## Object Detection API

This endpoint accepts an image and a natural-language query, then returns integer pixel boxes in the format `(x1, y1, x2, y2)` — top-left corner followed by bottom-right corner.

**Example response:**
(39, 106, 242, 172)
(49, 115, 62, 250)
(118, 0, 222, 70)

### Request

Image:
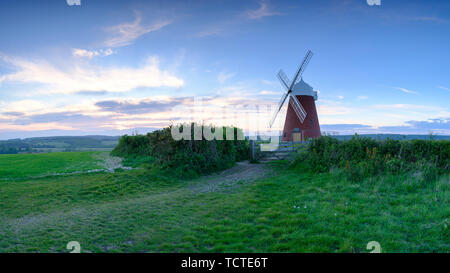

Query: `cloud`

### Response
(95, 97, 190, 115)
(72, 48, 115, 58)
(0, 55, 183, 94)
(317, 101, 353, 115)
(11, 112, 99, 126)
(394, 87, 418, 94)
(412, 16, 449, 23)
(0, 100, 47, 113)
(260, 90, 280, 95)
(2, 112, 24, 117)
(196, 26, 226, 37)
(321, 123, 373, 134)
(372, 104, 441, 110)
(217, 71, 235, 84)
(378, 118, 450, 134)
(246, 1, 281, 19)
(197, 1, 281, 37)
(320, 118, 450, 135)
(357, 95, 368, 100)
(321, 124, 373, 130)
(104, 13, 172, 47)
(438, 85, 449, 91)
(75, 90, 109, 96)
(262, 80, 275, 85)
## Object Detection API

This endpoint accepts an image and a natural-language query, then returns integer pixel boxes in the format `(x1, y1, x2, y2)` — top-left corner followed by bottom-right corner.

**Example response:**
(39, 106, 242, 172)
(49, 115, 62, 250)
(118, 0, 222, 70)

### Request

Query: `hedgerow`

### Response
(111, 123, 249, 178)
(293, 135, 449, 182)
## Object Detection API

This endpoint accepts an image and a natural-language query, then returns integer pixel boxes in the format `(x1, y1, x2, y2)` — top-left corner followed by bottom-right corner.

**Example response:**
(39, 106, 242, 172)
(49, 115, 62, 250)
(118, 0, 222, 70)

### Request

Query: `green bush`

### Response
(111, 124, 249, 178)
(293, 135, 449, 182)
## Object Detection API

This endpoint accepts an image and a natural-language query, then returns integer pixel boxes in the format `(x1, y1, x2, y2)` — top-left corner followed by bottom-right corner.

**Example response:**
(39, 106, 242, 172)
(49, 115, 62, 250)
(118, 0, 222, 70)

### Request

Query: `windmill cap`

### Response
(292, 79, 318, 100)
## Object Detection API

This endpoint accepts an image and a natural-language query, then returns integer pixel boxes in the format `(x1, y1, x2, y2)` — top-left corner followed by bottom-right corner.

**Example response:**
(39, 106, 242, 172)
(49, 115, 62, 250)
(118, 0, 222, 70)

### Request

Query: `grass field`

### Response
(0, 152, 448, 253)
(0, 152, 108, 180)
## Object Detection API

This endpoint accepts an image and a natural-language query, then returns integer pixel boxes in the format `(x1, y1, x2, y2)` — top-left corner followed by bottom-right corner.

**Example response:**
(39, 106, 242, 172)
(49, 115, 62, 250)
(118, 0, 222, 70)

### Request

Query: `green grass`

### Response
(0, 156, 448, 253)
(0, 152, 106, 180)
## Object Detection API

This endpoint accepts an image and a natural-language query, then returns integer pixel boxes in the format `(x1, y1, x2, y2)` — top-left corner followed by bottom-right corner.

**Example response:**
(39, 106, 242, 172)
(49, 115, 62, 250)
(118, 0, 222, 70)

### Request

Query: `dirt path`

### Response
(189, 161, 275, 193)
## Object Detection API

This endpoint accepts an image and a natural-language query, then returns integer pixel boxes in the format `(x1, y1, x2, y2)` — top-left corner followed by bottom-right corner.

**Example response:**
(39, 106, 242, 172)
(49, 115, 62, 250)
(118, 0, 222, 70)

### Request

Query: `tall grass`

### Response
(293, 135, 449, 182)
(111, 124, 249, 178)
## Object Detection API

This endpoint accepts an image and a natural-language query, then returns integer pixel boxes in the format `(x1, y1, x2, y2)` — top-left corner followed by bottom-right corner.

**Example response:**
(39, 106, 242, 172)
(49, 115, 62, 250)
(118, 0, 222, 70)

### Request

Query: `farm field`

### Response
(0, 152, 448, 253)
(0, 151, 116, 180)
(0, 135, 119, 154)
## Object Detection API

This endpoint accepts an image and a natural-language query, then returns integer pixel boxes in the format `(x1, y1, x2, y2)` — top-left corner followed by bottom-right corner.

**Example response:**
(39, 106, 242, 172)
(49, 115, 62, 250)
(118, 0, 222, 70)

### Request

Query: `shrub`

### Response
(111, 124, 249, 178)
(292, 135, 449, 182)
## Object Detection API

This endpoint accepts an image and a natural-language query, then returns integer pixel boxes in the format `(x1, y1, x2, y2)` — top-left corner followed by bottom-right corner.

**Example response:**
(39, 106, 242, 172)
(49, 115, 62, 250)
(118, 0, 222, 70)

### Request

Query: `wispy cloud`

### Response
(0, 55, 183, 94)
(259, 90, 279, 95)
(377, 118, 450, 134)
(217, 71, 235, 84)
(246, 1, 281, 20)
(262, 79, 276, 85)
(412, 16, 449, 23)
(357, 95, 368, 100)
(321, 118, 450, 135)
(373, 104, 440, 110)
(197, 1, 281, 37)
(394, 87, 418, 94)
(437, 85, 449, 91)
(104, 13, 172, 47)
(196, 26, 225, 37)
(72, 48, 115, 58)
(95, 97, 190, 115)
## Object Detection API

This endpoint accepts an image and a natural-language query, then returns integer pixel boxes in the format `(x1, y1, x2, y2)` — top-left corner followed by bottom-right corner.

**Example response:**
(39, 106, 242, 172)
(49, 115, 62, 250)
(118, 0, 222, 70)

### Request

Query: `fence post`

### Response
(250, 140, 255, 161)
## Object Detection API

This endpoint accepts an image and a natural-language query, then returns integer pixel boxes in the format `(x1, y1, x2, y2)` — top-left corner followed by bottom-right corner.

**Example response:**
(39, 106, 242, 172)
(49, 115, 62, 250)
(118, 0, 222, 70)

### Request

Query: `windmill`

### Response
(269, 50, 321, 141)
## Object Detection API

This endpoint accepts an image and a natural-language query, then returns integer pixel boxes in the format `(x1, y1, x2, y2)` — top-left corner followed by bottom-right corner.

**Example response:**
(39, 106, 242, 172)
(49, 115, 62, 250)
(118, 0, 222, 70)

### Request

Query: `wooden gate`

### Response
(250, 140, 305, 162)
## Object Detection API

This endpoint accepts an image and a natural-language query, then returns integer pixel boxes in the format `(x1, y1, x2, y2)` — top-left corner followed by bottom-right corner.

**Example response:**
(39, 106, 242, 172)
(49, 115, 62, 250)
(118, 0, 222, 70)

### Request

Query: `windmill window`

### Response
(309, 118, 313, 126)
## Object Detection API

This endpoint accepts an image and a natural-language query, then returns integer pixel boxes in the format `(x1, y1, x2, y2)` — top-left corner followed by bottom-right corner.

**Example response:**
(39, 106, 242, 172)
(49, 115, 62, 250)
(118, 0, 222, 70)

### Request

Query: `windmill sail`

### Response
(289, 95, 307, 123)
(269, 91, 289, 128)
(277, 70, 290, 91)
(289, 50, 313, 91)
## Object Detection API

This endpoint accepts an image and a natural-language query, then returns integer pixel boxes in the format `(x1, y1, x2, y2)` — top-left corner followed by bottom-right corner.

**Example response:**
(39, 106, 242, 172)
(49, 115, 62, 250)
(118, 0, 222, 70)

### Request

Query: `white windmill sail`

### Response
(277, 69, 290, 91)
(289, 95, 307, 123)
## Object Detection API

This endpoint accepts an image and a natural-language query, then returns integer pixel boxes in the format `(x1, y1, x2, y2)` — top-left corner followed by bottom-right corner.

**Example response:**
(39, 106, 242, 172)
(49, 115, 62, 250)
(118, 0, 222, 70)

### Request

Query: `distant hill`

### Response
(0, 135, 119, 154)
(329, 134, 450, 141)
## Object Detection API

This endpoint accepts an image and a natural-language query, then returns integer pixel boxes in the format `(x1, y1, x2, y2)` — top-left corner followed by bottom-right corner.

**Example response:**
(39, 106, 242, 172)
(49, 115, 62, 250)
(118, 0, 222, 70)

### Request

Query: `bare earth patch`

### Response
(93, 152, 131, 171)
(189, 161, 276, 193)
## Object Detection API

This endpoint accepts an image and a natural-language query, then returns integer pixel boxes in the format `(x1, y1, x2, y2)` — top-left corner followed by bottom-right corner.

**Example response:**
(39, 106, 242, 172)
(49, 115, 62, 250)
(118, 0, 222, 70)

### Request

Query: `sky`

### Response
(0, 0, 449, 139)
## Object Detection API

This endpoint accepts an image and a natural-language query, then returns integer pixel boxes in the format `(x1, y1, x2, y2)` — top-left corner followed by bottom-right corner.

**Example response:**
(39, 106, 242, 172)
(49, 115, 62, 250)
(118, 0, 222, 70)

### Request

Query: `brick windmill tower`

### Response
(269, 50, 321, 141)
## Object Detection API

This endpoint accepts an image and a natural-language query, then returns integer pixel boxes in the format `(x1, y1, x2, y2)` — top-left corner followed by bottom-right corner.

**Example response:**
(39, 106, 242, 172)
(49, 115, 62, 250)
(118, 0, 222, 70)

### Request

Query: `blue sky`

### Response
(0, 0, 449, 139)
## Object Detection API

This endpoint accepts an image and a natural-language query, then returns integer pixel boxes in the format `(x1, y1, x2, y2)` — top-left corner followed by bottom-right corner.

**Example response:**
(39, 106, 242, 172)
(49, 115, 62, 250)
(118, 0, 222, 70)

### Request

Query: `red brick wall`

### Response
(282, 95, 321, 141)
